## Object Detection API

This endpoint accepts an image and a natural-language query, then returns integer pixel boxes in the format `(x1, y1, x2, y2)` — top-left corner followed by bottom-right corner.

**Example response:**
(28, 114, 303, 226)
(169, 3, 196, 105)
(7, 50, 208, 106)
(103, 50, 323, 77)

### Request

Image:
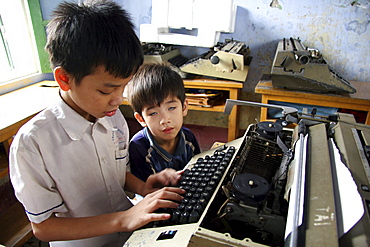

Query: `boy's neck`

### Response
(153, 134, 179, 155)
(59, 90, 96, 122)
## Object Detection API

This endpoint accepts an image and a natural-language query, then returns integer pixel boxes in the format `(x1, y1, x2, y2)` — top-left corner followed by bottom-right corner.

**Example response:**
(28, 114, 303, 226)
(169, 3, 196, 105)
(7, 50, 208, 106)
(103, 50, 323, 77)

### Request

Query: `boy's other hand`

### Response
(144, 168, 183, 194)
(119, 187, 185, 231)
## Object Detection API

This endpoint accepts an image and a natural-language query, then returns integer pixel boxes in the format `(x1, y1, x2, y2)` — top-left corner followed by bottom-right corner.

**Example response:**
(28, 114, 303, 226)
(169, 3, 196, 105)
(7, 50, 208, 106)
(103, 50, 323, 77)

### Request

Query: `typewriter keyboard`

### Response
(154, 145, 236, 227)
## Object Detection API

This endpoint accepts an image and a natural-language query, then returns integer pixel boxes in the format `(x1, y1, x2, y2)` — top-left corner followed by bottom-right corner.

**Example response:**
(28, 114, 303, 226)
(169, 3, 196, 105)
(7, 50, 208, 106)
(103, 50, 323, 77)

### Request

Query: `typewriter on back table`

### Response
(180, 39, 252, 82)
(125, 100, 370, 247)
(271, 38, 356, 94)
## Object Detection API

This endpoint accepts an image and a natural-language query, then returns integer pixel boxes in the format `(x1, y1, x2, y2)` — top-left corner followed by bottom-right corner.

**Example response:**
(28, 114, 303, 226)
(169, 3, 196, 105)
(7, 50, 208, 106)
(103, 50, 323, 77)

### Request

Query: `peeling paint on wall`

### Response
(345, 19, 370, 35)
(270, 0, 282, 9)
(350, 0, 370, 9)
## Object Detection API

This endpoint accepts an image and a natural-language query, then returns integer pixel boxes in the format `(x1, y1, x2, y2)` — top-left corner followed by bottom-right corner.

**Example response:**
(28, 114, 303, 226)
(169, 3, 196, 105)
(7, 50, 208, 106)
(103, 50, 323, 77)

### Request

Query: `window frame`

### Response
(27, 0, 50, 74)
(0, 0, 51, 95)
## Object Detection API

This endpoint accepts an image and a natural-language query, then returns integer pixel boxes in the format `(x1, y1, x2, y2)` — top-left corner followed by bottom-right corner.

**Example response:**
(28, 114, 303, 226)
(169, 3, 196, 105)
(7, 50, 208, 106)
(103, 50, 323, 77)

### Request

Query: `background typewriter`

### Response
(124, 101, 370, 247)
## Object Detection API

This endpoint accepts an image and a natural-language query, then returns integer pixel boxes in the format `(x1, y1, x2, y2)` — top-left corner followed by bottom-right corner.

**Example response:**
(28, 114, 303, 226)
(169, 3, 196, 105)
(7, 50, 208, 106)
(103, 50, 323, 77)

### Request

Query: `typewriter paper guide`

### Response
(330, 139, 364, 237)
(284, 135, 364, 241)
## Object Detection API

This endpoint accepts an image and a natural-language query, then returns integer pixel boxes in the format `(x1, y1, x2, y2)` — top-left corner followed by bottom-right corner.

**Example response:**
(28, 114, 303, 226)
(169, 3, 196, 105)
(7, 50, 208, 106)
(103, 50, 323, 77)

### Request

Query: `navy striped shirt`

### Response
(129, 127, 200, 181)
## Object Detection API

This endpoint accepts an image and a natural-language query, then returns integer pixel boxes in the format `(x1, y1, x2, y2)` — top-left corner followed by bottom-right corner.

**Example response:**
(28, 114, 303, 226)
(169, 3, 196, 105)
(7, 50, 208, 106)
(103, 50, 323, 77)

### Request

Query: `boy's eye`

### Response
(168, 106, 176, 111)
(148, 112, 157, 116)
(99, 90, 111, 95)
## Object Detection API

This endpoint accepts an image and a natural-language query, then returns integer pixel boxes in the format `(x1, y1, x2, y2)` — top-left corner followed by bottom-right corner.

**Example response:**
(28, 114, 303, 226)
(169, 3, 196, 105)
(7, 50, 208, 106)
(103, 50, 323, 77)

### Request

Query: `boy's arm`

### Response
(125, 172, 146, 195)
(128, 139, 154, 181)
(31, 186, 184, 242)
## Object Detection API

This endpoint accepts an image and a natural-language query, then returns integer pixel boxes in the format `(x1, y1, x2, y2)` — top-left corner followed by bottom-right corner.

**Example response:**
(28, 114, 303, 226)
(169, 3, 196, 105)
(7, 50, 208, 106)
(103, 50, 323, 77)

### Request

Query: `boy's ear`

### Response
(182, 99, 189, 117)
(54, 66, 71, 91)
(134, 112, 147, 127)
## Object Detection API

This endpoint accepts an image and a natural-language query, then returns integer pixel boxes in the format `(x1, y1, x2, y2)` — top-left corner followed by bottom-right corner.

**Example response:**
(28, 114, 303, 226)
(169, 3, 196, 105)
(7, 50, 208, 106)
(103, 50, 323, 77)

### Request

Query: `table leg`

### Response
(260, 95, 269, 122)
(228, 89, 240, 142)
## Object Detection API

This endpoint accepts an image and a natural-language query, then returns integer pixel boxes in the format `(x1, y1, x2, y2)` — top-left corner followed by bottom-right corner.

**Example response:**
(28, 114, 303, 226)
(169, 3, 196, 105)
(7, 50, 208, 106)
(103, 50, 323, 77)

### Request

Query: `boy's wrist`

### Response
(140, 183, 151, 197)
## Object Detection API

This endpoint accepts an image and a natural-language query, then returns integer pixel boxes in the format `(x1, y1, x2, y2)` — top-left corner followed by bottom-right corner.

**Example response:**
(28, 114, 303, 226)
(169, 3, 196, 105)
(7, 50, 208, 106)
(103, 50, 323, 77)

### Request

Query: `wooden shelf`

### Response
(187, 104, 225, 112)
(184, 79, 243, 142)
(123, 99, 228, 112)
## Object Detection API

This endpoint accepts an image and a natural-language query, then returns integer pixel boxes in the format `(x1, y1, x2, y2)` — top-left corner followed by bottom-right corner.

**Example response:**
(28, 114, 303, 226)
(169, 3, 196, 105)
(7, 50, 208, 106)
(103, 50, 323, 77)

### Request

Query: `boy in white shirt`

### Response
(9, 1, 184, 246)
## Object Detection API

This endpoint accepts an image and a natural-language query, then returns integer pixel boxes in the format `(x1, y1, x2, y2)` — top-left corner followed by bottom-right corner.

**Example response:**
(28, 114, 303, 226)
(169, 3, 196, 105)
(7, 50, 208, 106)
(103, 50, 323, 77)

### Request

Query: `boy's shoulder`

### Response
(181, 126, 196, 138)
(18, 103, 60, 135)
(130, 128, 149, 144)
(180, 127, 200, 153)
(128, 128, 151, 157)
(181, 126, 192, 132)
(11, 102, 63, 151)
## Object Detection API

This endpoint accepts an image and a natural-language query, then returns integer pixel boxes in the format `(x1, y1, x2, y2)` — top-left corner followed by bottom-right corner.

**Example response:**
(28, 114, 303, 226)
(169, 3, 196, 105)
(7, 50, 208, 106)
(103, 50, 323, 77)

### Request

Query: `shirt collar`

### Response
(52, 99, 111, 141)
(144, 127, 186, 157)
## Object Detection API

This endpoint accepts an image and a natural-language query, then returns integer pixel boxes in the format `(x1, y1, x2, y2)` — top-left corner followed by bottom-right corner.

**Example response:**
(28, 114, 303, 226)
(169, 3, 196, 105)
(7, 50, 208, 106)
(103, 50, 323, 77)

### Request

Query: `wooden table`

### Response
(183, 78, 242, 142)
(0, 81, 59, 144)
(255, 77, 370, 125)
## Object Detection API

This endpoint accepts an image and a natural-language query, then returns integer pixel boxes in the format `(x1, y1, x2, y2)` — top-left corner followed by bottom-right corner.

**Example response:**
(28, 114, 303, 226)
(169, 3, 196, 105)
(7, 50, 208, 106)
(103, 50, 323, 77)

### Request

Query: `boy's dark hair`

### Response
(127, 63, 186, 114)
(45, 0, 143, 84)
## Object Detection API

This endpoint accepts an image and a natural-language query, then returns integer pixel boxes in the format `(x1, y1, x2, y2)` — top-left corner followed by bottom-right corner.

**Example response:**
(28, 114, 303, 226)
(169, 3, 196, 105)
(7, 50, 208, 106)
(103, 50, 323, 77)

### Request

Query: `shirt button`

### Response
(101, 157, 106, 163)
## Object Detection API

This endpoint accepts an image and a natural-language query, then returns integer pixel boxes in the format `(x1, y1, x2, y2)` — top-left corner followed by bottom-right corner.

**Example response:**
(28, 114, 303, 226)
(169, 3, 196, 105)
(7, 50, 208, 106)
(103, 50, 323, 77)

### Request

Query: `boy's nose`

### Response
(160, 113, 171, 124)
(109, 92, 124, 106)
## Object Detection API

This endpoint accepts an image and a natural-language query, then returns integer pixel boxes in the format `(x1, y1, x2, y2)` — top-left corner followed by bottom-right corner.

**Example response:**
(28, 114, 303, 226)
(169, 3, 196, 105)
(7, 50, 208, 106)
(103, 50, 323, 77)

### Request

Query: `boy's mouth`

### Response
(105, 109, 117, 117)
(163, 127, 174, 134)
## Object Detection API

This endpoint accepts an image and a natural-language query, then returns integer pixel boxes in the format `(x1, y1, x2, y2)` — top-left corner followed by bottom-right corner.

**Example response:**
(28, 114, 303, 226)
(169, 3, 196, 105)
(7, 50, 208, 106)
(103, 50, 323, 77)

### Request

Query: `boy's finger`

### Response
(148, 213, 171, 222)
(176, 170, 185, 175)
(155, 170, 181, 187)
(153, 188, 185, 200)
(165, 171, 182, 186)
(144, 185, 185, 201)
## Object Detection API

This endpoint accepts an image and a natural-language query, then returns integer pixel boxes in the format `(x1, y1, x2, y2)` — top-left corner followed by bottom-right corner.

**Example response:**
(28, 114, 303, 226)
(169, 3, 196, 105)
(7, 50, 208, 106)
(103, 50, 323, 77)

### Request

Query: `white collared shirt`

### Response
(10, 99, 132, 246)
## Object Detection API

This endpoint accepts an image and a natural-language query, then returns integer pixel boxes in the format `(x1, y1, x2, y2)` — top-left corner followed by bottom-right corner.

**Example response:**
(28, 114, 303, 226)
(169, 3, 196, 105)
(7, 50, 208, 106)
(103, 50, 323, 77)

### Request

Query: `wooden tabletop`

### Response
(255, 77, 370, 104)
(183, 78, 243, 89)
(0, 81, 59, 142)
(255, 75, 370, 125)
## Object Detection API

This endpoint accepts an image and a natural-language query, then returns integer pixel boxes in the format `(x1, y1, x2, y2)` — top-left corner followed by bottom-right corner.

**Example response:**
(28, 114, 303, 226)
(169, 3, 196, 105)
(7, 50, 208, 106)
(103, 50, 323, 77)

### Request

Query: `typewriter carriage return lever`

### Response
(224, 99, 299, 124)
